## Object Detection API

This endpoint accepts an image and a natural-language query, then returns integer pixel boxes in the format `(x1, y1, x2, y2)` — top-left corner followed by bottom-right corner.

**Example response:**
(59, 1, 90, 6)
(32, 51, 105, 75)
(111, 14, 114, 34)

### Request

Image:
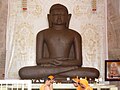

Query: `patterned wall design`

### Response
(5, 0, 107, 79)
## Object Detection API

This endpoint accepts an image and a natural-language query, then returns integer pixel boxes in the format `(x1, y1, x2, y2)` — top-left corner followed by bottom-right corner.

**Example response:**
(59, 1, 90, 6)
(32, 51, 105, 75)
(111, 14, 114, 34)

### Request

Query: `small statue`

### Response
(19, 4, 99, 80)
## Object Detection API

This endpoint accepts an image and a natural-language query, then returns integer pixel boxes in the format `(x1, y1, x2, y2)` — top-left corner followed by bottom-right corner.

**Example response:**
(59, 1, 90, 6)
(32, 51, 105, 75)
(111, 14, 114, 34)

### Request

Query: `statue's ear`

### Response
(47, 14, 52, 28)
(66, 14, 71, 28)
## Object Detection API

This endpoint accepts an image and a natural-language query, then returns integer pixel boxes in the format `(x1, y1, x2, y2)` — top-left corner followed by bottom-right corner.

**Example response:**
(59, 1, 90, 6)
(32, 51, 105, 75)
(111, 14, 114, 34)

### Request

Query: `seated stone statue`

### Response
(19, 4, 99, 80)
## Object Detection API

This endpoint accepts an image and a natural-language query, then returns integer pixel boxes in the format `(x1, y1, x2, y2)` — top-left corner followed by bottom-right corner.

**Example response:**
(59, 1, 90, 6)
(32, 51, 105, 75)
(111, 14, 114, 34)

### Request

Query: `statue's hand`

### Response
(50, 59, 62, 66)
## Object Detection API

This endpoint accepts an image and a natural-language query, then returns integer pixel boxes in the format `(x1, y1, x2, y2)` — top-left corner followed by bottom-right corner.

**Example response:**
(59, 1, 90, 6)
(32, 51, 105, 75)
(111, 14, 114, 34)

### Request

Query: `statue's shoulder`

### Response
(68, 29, 80, 34)
(37, 28, 49, 35)
(36, 28, 50, 39)
(68, 29, 82, 37)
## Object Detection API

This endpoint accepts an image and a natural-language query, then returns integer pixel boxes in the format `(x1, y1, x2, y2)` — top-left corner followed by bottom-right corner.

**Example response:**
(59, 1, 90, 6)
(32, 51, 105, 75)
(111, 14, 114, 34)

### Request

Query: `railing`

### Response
(0, 80, 31, 90)
(0, 80, 118, 90)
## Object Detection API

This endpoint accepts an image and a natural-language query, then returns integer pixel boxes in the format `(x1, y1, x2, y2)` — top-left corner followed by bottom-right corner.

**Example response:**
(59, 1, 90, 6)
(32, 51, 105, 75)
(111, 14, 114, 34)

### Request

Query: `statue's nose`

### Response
(57, 15, 61, 19)
(57, 15, 62, 22)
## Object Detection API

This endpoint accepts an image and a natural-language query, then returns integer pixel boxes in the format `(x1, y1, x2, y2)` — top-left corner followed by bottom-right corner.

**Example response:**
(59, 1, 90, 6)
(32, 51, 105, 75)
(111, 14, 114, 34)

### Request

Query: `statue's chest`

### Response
(45, 33, 73, 45)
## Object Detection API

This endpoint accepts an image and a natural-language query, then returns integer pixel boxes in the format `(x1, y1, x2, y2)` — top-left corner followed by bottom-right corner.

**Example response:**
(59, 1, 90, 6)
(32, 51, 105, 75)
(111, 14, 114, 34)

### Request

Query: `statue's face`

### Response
(50, 9, 68, 25)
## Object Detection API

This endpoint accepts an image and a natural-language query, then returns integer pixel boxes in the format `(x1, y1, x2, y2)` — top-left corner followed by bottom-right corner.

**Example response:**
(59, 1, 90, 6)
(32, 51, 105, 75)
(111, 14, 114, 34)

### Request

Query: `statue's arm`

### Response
(74, 33, 82, 66)
(36, 32, 51, 65)
(59, 33, 82, 66)
(36, 32, 43, 65)
(36, 32, 57, 65)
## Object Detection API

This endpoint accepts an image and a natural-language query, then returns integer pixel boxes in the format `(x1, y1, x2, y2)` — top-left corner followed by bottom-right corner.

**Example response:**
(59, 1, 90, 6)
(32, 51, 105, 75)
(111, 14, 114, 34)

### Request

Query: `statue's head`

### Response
(48, 4, 71, 28)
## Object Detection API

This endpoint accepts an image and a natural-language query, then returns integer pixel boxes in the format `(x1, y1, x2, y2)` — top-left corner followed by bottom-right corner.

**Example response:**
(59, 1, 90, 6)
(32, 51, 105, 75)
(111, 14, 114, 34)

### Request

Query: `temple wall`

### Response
(107, 0, 120, 59)
(107, 0, 120, 89)
(0, 0, 8, 79)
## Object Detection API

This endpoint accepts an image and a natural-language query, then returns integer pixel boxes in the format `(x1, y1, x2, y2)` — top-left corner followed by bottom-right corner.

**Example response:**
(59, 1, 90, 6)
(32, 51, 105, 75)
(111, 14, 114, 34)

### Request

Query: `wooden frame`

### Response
(105, 60, 120, 81)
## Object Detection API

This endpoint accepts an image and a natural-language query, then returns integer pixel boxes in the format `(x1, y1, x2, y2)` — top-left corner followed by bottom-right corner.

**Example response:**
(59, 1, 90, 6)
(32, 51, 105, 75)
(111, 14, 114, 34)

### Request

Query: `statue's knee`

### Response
(93, 68, 100, 77)
(19, 67, 26, 78)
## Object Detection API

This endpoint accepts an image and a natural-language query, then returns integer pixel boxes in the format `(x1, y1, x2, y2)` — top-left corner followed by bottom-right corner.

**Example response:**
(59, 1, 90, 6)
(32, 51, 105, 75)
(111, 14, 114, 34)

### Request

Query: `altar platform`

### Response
(0, 80, 118, 90)
(32, 83, 118, 90)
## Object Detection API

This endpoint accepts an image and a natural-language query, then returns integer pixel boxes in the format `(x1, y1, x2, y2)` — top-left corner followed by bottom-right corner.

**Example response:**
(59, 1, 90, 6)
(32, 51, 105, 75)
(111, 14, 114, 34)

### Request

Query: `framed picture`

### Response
(105, 60, 120, 81)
